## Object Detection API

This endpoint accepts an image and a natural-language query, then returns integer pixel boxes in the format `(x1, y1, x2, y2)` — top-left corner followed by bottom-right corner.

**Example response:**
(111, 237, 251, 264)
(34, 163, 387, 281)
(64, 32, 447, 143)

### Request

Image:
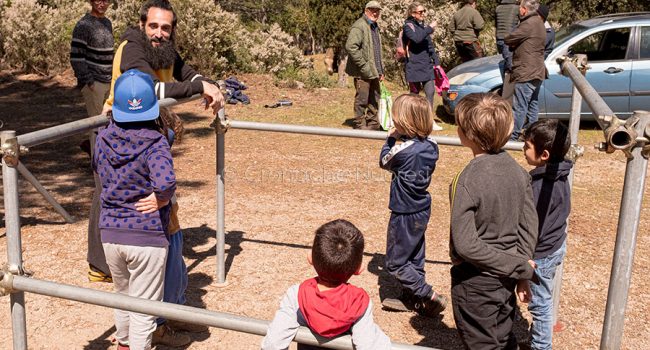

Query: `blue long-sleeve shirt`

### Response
(379, 136, 439, 213)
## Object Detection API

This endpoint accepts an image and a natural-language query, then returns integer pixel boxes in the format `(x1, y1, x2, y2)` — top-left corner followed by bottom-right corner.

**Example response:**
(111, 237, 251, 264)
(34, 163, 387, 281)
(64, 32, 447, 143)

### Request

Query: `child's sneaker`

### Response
(88, 265, 112, 283)
(414, 291, 447, 317)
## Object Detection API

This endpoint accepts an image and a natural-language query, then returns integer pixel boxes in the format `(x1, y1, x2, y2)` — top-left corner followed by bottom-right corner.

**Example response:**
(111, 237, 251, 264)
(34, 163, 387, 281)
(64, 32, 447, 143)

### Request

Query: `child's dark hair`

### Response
(523, 119, 570, 162)
(311, 219, 365, 285)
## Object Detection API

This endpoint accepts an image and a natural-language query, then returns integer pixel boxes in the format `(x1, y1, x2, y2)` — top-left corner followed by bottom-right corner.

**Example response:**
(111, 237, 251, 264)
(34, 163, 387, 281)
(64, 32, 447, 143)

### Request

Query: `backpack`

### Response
(395, 22, 415, 63)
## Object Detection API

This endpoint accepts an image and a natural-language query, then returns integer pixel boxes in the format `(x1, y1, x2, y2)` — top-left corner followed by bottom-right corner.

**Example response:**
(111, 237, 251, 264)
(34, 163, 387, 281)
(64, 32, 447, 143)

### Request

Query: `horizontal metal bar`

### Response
(2, 275, 435, 350)
(17, 94, 202, 148)
(228, 120, 524, 151)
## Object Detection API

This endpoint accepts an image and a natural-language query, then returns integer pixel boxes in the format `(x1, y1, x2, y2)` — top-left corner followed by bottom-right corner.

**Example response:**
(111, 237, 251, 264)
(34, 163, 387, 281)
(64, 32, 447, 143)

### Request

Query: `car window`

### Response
(555, 24, 589, 47)
(641, 26, 650, 59)
(570, 27, 631, 61)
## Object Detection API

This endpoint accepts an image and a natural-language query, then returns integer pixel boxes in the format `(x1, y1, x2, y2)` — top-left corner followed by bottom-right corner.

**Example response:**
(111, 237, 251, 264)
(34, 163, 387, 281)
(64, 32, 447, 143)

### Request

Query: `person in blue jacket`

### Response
(402, 2, 443, 131)
(378, 94, 447, 317)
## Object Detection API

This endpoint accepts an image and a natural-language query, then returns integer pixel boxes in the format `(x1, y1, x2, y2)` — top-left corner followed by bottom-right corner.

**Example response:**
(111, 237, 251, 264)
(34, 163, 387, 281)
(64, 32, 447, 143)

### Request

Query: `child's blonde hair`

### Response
(455, 93, 513, 153)
(392, 94, 433, 139)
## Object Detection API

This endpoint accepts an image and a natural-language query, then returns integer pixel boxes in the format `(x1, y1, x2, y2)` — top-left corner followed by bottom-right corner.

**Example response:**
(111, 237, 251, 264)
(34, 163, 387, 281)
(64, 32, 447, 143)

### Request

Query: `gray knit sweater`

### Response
(449, 151, 538, 280)
(70, 13, 114, 87)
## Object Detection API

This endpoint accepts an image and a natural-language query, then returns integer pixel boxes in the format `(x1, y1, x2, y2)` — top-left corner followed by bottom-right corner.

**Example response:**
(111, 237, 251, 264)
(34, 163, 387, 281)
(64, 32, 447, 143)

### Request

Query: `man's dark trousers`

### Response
(385, 208, 433, 299)
(451, 263, 519, 350)
(354, 77, 381, 129)
(455, 41, 484, 63)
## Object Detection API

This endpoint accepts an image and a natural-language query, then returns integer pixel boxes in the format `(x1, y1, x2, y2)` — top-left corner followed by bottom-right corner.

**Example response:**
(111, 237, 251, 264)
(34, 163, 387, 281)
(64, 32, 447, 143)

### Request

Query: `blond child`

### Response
(449, 92, 538, 349)
(378, 94, 447, 317)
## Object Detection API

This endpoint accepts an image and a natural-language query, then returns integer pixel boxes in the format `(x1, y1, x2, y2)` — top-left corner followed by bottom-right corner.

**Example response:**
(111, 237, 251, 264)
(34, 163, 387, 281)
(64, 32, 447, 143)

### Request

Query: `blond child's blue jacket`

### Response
(379, 136, 439, 214)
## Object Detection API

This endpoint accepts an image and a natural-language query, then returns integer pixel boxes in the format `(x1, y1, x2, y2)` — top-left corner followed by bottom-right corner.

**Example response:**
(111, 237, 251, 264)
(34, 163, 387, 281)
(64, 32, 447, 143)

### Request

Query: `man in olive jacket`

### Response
(505, 0, 546, 140)
(345, 1, 384, 130)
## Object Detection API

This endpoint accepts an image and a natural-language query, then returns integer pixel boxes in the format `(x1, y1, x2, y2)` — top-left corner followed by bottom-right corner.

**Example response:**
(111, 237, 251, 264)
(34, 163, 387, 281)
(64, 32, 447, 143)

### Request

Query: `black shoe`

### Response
(414, 291, 447, 317)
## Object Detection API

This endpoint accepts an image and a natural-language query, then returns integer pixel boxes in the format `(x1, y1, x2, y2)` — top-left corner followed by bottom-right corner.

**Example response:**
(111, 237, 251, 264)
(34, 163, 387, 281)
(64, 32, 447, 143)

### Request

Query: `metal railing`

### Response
(1, 53, 648, 350)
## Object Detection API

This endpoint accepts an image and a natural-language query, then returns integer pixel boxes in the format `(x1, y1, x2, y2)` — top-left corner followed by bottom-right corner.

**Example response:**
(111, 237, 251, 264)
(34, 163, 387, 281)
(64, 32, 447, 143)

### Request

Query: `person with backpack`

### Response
(400, 2, 443, 131)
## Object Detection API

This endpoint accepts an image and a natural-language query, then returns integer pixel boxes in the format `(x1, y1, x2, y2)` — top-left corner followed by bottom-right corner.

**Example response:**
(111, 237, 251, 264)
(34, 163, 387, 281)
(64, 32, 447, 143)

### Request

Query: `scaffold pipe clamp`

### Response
(0, 136, 28, 167)
(211, 109, 229, 134)
(0, 266, 15, 296)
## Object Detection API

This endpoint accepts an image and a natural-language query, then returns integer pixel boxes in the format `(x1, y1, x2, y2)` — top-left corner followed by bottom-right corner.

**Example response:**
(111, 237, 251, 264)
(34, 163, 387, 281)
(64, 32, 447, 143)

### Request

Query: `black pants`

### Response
(455, 41, 484, 63)
(451, 263, 519, 350)
(353, 77, 380, 128)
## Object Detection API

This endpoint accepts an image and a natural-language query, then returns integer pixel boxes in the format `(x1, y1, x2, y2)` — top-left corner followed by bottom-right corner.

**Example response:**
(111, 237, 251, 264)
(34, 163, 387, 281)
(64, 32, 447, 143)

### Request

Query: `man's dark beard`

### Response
(140, 29, 177, 70)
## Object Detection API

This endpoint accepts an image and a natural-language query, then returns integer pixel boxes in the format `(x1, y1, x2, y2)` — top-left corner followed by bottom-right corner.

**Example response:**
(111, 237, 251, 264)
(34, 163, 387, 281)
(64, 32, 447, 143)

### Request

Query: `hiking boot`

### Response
(414, 291, 447, 317)
(88, 265, 112, 283)
(152, 324, 191, 348)
(167, 319, 209, 333)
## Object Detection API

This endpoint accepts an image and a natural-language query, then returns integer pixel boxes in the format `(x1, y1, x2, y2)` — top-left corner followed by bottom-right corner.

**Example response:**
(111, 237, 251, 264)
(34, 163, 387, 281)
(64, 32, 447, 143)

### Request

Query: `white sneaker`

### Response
(432, 122, 443, 131)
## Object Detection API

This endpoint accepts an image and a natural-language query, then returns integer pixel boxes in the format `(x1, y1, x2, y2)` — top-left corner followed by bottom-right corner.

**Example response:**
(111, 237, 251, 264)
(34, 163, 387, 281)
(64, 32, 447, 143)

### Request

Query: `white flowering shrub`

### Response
(249, 23, 311, 74)
(0, 0, 85, 73)
(109, 0, 141, 42)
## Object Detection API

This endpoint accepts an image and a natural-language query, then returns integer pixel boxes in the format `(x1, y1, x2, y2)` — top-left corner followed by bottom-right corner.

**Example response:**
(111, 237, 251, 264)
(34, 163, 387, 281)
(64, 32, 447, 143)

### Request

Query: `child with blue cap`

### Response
(93, 69, 176, 350)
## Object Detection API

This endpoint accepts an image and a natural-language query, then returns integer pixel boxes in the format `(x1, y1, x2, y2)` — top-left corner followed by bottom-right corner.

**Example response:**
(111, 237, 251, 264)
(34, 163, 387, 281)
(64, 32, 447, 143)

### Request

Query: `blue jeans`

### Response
(156, 230, 188, 325)
(529, 241, 567, 350)
(512, 80, 542, 140)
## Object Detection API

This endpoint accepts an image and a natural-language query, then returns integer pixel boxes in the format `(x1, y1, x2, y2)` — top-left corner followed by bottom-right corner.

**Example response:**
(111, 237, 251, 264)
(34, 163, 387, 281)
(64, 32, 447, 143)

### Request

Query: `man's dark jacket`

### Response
(504, 13, 546, 83)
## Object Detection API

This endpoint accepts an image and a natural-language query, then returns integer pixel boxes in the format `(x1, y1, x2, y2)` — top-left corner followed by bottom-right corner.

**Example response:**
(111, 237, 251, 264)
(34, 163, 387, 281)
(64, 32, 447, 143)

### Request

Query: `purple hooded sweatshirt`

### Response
(93, 121, 176, 247)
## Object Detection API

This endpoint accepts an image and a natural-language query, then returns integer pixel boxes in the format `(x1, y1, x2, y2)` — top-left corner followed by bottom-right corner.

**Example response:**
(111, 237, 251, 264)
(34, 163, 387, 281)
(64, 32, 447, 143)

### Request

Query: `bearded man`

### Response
(102, 0, 223, 114)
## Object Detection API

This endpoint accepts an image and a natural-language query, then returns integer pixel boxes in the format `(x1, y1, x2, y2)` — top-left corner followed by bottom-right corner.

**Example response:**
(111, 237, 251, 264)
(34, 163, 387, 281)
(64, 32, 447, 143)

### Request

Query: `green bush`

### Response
(303, 70, 334, 90)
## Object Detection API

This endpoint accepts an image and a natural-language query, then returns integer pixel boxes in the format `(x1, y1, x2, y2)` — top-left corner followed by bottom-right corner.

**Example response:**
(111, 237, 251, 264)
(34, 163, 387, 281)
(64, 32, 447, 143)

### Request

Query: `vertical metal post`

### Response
(215, 109, 226, 284)
(552, 84, 583, 328)
(1, 130, 28, 350)
(599, 111, 650, 350)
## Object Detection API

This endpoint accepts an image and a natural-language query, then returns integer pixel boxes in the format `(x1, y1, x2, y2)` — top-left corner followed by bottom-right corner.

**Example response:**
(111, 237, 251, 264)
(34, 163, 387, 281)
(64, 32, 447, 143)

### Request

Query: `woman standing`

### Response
(403, 2, 443, 130)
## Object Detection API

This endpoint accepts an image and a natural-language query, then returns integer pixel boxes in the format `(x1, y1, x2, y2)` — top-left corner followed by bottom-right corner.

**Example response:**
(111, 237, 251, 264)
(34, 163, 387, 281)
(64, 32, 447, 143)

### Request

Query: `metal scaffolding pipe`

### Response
(553, 82, 583, 327)
(1, 131, 28, 350)
(559, 58, 635, 151)
(16, 95, 202, 148)
(600, 112, 650, 350)
(0, 274, 435, 350)
(216, 108, 226, 284)
(559, 59, 614, 130)
(16, 161, 75, 223)
(228, 120, 524, 151)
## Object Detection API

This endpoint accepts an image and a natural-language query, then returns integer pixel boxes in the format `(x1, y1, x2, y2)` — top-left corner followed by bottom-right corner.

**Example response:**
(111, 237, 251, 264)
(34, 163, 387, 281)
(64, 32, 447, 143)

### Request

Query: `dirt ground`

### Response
(0, 69, 648, 350)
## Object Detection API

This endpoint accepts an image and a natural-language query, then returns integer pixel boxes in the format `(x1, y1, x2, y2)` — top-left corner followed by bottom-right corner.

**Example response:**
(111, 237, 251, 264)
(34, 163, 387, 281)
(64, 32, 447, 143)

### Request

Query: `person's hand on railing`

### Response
(135, 193, 169, 214)
(201, 81, 225, 115)
(101, 103, 112, 116)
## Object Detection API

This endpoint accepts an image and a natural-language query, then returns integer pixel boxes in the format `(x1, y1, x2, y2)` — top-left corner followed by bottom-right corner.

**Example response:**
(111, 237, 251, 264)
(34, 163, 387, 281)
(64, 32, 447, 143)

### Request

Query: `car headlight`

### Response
(449, 72, 480, 85)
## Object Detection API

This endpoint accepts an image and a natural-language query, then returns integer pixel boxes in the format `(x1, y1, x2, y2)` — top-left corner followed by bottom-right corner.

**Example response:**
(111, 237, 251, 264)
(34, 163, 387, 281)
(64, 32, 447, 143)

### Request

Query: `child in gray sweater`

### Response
(261, 220, 390, 350)
(449, 93, 538, 349)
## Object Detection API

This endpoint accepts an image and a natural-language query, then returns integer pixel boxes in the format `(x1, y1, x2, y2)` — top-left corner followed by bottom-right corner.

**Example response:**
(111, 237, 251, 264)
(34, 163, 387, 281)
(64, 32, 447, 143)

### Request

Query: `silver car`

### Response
(442, 12, 650, 119)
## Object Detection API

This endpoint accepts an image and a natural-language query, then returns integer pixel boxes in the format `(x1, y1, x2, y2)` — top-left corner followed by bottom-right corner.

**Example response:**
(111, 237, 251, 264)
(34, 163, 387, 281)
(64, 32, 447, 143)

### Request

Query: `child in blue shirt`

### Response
(378, 93, 447, 317)
(522, 119, 573, 350)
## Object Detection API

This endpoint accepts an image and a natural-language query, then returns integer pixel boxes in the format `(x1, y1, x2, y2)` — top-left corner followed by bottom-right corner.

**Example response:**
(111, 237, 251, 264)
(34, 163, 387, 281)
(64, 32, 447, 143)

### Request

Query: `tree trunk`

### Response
(337, 53, 348, 88)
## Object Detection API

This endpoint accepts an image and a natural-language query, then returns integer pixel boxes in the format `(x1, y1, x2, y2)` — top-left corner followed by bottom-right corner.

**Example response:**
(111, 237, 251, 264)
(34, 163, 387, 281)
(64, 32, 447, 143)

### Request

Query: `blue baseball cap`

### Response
(112, 69, 159, 123)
